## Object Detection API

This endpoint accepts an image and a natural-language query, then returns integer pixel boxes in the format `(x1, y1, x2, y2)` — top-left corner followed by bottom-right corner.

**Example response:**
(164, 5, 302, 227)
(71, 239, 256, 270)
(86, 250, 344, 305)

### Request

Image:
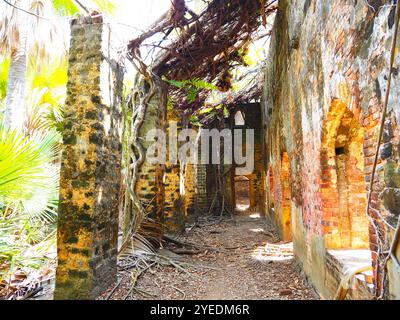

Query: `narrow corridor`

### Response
(103, 212, 318, 300)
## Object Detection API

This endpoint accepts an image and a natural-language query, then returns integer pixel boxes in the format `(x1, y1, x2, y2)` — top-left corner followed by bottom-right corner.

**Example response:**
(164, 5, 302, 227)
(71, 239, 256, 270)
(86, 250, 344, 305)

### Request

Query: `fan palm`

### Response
(25, 57, 68, 134)
(0, 123, 60, 216)
(0, 123, 60, 283)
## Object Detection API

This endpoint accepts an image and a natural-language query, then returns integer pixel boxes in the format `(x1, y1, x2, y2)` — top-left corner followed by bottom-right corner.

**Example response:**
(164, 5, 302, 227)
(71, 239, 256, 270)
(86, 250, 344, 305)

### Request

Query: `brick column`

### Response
(196, 143, 208, 213)
(163, 109, 184, 232)
(55, 16, 123, 300)
(184, 163, 197, 216)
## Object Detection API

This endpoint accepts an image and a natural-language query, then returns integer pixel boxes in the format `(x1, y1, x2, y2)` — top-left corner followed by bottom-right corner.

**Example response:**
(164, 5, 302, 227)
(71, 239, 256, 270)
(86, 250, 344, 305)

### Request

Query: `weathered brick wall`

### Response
(206, 164, 221, 209)
(162, 109, 201, 232)
(163, 109, 184, 232)
(262, 0, 400, 299)
(195, 144, 208, 212)
(176, 139, 208, 219)
(184, 163, 197, 217)
(55, 16, 123, 299)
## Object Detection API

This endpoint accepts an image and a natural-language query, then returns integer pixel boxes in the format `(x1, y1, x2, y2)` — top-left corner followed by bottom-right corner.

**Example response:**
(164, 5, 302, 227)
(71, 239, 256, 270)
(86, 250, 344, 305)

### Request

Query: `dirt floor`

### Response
(103, 210, 319, 300)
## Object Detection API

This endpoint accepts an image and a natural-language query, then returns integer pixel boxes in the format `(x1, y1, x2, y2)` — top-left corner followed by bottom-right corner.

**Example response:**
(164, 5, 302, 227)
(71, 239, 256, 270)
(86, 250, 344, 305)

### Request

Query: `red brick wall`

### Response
(262, 0, 400, 299)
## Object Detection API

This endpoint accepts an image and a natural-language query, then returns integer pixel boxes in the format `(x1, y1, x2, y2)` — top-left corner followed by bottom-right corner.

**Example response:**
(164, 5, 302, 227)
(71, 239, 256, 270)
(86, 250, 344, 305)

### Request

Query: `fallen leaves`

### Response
(101, 213, 319, 300)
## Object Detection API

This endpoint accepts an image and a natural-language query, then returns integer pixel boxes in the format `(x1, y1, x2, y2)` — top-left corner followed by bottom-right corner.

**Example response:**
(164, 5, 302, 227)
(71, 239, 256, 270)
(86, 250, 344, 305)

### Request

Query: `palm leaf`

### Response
(0, 124, 60, 219)
(51, 0, 80, 16)
(0, 125, 59, 282)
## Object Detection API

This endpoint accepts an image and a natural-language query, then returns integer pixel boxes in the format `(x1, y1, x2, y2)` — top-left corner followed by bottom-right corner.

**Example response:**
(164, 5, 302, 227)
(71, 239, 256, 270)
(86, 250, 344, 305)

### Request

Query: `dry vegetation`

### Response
(102, 213, 319, 300)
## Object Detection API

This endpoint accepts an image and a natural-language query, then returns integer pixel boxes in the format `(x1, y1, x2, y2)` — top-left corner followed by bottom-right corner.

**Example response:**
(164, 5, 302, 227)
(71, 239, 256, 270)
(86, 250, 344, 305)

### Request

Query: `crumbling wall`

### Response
(262, 0, 400, 299)
(163, 110, 202, 232)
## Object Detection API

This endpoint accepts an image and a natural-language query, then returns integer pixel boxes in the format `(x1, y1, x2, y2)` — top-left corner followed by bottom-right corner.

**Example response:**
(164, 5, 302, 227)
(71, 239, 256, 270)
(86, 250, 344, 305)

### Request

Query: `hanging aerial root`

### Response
(119, 47, 158, 255)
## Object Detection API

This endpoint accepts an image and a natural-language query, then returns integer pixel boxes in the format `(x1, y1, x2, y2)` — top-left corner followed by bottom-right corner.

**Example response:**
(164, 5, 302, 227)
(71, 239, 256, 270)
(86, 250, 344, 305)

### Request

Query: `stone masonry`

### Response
(55, 16, 123, 300)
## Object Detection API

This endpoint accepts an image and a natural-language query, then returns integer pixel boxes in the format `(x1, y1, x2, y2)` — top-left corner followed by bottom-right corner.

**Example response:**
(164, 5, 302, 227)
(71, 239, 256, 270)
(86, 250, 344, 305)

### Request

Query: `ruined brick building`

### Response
(54, 0, 400, 300)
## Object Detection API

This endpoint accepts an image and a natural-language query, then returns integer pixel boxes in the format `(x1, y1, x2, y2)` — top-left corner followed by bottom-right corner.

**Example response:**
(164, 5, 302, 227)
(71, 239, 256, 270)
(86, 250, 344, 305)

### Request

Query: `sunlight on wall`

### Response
(251, 242, 294, 262)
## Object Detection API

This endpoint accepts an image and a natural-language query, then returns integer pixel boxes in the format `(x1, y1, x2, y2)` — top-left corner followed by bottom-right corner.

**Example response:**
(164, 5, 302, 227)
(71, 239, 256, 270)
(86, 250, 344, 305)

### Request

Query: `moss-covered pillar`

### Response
(55, 16, 123, 300)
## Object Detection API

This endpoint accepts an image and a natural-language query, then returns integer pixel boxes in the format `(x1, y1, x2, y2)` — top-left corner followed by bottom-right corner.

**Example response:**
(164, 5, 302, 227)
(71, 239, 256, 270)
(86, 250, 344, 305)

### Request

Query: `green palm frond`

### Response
(0, 58, 9, 100)
(0, 125, 59, 281)
(165, 78, 218, 91)
(189, 78, 219, 91)
(25, 87, 65, 134)
(92, 0, 116, 14)
(0, 124, 60, 218)
(51, 0, 80, 16)
(164, 78, 219, 105)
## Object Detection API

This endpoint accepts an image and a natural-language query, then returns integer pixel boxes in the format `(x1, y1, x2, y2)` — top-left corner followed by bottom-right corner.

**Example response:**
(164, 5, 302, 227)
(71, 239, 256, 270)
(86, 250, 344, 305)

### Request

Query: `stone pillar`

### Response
(196, 143, 208, 213)
(163, 109, 184, 232)
(55, 16, 123, 300)
(134, 76, 167, 223)
(184, 163, 197, 216)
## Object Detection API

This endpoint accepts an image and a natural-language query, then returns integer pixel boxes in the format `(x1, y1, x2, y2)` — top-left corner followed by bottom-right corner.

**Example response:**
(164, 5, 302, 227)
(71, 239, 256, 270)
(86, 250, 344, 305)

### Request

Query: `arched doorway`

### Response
(234, 175, 250, 211)
(321, 99, 369, 249)
(280, 152, 292, 241)
(234, 110, 245, 126)
(267, 165, 275, 211)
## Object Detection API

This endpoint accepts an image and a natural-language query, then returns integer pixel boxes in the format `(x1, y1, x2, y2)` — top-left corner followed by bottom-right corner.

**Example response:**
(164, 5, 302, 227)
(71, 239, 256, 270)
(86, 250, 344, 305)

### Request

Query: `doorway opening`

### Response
(235, 175, 250, 211)
(321, 99, 369, 249)
(267, 165, 274, 211)
(280, 152, 292, 241)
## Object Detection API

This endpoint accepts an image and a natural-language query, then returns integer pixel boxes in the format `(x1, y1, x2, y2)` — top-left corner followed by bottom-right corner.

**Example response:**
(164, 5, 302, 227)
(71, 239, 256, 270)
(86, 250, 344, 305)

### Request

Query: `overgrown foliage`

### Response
(0, 125, 60, 294)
